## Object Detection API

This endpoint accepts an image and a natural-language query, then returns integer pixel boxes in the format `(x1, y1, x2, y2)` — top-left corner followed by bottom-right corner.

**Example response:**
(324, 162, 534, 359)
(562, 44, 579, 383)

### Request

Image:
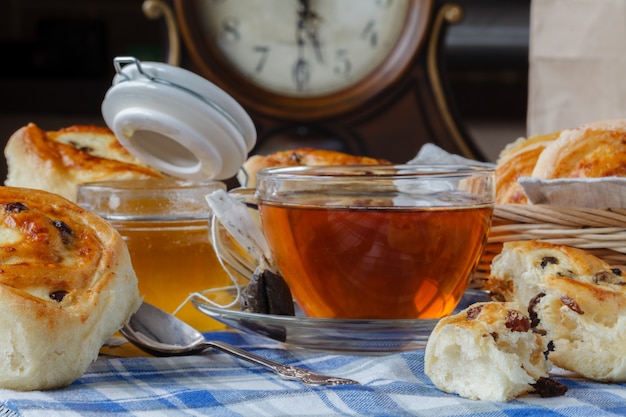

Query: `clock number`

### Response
(292, 58, 310, 91)
(333, 50, 352, 78)
(253, 46, 270, 72)
(220, 17, 240, 43)
(361, 20, 378, 48)
(375, 0, 394, 7)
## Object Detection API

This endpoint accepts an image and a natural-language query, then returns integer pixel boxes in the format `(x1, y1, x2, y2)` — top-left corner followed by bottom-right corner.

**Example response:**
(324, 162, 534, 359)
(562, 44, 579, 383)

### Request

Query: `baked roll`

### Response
(424, 301, 558, 402)
(488, 240, 626, 381)
(495, 131, 559, 204)
(532, 119, 626, 179)
(485, 240, 609, 306)
(237, 147, 389, 188)
(0, 186, 141, 390)
(4, 123, 164, 202)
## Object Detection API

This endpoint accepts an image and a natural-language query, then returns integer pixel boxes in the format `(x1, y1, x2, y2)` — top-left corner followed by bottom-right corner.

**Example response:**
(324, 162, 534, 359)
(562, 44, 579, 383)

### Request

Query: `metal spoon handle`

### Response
(202, 340, 359, 386)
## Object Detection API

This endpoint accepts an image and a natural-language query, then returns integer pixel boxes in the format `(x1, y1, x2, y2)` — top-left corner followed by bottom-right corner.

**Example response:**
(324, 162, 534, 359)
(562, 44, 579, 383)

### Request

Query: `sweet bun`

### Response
(238, 147, 390, 188)
(4, 123, 164, 201)
(488, 240, 626, 381)
(532, 119, 626, 179)
(485, 240, 610, 306)
(424, 301, 557, 402)
(495, 131, 559, 204)
(530, 274, 626, 381)
(0, 186, 141, 390)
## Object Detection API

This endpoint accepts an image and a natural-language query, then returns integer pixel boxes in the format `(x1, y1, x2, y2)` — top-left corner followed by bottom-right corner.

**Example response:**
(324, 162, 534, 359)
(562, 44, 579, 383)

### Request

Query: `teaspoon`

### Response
(120, 302, 359, 386)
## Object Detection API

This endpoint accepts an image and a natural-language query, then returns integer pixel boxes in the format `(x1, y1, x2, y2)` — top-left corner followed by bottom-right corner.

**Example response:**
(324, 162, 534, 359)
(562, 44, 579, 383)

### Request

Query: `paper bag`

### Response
(527, 0, 626, 136)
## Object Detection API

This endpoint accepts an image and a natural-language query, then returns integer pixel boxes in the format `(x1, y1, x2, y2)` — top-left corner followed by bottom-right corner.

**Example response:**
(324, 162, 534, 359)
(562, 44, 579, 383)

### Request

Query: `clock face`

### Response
(196, 0, 410, 97)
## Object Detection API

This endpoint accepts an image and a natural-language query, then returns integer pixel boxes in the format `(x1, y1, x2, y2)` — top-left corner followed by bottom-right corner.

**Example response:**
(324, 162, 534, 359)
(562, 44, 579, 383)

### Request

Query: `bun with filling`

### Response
(488, 240, 626, 381)
(495, 131, 559, 204)
(238, 147, 390, 188)
(532, 119, 626, 179)
(0, 186, 141, 390)
(425, 301, 561, 401)
(4, 123, 164, 201)
(495, 118, 626, 204)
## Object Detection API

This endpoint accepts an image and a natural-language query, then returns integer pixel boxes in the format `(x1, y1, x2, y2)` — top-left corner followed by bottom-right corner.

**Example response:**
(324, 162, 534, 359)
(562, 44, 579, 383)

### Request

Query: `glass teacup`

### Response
(253, 164, 495, 320)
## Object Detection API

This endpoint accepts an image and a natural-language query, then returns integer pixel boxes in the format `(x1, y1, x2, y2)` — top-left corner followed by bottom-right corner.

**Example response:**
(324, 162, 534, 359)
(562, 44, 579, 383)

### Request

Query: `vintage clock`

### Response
(143, 0, 484, 163)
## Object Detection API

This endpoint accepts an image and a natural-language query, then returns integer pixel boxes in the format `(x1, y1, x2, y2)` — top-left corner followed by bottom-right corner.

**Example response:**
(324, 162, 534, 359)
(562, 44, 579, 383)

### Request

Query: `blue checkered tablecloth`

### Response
(0, 331, 624, 417)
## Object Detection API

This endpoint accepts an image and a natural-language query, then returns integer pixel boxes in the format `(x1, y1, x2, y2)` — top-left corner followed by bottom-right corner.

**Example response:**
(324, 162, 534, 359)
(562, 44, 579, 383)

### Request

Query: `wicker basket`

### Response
(472, 204, 626, 287)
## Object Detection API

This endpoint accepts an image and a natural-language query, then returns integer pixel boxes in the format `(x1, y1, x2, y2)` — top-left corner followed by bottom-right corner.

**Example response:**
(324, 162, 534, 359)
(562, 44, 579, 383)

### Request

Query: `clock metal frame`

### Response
(174, 0, 431, 121)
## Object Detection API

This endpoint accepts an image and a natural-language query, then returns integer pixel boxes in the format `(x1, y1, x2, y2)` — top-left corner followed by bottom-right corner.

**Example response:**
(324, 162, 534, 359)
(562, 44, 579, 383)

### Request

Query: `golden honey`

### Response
(77, 179, 228, 331)
(111, 219, 230, 330)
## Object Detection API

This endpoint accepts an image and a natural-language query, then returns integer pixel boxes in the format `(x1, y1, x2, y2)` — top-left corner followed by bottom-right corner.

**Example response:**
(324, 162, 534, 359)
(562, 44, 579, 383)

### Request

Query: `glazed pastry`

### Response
(495, 131, 559, 204)
(0, 186, 141, 390)
(532, 119, 626, 179)
(238, 147, 389, 188)
(4, 123, 164, 201)
(424, 301, 563, 401)
(488, 240, 626, 381)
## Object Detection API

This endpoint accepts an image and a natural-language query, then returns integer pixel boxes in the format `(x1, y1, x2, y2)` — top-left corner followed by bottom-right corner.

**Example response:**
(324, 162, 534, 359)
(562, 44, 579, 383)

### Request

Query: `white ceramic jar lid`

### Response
(101, 57, 256, 180)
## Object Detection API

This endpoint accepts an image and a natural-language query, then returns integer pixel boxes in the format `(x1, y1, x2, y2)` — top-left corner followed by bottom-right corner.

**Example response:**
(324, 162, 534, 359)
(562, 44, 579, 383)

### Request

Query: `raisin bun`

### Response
(237, 147, 390, 188)
(495, 131, 559, 204)
(488, 240, 626, 381)
(532, 119, 626, 179)
(4, 123, 164, 202)
(0, 186, 141, 390)
(485, 240, 610, 307)
(425, 301, 560, 402)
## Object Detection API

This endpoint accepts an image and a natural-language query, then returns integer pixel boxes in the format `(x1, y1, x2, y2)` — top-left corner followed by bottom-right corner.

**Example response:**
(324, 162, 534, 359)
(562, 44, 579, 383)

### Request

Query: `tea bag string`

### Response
(171, 215, 245, 317)
(172, 189, 273, 316)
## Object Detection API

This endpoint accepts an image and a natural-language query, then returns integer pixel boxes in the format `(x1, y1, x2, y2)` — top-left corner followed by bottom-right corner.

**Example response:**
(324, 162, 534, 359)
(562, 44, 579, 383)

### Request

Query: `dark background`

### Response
(0, 0, 529, 178)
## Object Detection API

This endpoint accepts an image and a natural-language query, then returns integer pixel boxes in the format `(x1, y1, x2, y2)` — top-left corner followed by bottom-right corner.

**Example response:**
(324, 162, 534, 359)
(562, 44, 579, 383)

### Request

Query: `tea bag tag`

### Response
(101, 57, 256, 180)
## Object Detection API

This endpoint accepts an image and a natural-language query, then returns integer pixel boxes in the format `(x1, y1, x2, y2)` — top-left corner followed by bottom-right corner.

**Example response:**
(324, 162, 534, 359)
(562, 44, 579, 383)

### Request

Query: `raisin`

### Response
(528, 293, 546, 327)
(561, 295, 584, 314)
(466, 305, 483, 320)
(544, 340, 555, 360)
(69, 141, 94, 153)
(490, 332, 499, 342)
(505, 310, 531, 332)
(289, 152, 303, 163)
(555, 269, 574, 279)
(3, 202, 28, 213)
(49, 290, 68, 302)
(531, 377, 568, 397)
(51, 220, 73, 245)
(612, 268, 623, 276)
(540, 256, 559, 268)
(594, 270, 626, 285)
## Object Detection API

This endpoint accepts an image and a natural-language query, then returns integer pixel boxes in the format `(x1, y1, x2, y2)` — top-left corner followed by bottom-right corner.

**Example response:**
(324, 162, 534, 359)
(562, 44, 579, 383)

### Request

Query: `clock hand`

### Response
(297, 0, 324, 64)
(294, 0, 310, 91)
(307, 24, 324, 64)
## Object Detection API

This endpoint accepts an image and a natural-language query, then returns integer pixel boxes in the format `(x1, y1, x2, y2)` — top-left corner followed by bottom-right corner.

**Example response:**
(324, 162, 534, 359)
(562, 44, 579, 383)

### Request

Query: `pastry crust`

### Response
(532, 119, 626, 179)
(485, 240, 610, 306)
(238, 147, 389, 188)
(0, 186, 141, 390)
(425, 301, 553, 401)
(4, 123, 164, 201)
(488, 240, 626, 381)
(495, 132, 560, 204)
